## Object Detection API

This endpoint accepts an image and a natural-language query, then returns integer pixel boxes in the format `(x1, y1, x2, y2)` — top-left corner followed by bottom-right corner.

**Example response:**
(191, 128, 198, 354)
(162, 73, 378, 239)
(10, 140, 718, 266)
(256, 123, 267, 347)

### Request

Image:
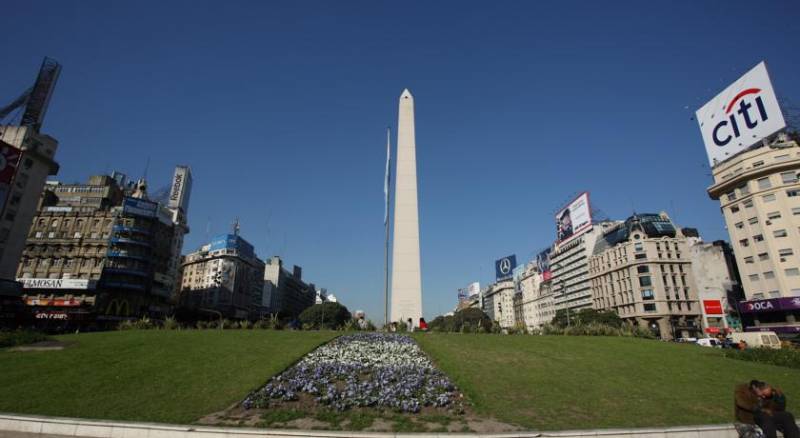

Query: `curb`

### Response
(0, 413, 745, 438)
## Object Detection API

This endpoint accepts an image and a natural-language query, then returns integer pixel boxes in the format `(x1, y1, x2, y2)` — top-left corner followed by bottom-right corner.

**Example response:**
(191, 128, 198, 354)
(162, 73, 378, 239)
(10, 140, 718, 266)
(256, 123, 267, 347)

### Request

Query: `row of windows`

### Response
(21, 258, 99, 268)
(739, 229, 792, 247)
(725, 171, 799, 201)
(747, 268, 800, 282)
(730, 189, 800, 214)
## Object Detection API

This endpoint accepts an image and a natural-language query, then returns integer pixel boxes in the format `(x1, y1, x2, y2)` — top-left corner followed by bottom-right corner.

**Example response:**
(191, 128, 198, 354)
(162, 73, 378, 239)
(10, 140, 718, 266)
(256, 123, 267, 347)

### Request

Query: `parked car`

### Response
(730, 331, 782, 349)
(696, 338, 721, 348)
(675, 337, 698, 343)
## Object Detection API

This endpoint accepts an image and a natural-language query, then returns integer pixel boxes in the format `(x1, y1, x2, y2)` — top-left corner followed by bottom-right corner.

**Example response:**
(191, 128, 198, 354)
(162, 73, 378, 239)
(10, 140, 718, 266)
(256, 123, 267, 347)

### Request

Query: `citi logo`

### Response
(712, 88, 770, 146)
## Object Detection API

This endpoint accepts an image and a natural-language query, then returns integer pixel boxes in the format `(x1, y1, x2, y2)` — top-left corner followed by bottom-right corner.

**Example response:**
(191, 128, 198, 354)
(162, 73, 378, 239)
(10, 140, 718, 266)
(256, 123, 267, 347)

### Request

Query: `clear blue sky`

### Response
(2, 1, 799, 320)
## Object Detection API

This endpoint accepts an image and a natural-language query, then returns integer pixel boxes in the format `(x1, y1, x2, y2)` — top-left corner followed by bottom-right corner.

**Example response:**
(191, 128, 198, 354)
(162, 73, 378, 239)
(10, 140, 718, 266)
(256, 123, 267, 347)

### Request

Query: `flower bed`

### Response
(243, 333, 460, 413)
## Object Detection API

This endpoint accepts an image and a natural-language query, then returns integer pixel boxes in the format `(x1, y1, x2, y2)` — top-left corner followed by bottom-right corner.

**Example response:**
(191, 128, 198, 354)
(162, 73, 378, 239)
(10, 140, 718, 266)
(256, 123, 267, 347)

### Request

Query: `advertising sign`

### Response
(702, 299, 724, 315)
(467, 282, 480, 297)
(457, 288, 468, 301)
(168, 166, 192, 213)
(696, 61, 786, 167)
(17, 278, 95, 290)
(556, 192, 592, 244)
(25, 296, 84, 307)
(739, 297, 800, 314)
(536, 247, 552, 282)
(495, 255, 517, 279)
(122, 197, 157, 218)
(210, 234, 255, 259)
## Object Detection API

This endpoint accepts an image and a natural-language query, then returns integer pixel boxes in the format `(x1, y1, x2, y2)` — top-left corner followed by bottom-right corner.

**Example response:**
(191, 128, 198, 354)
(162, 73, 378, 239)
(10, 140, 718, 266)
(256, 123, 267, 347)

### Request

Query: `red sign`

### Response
(703, 300, 723, 315)
(25, 297, 83, 307)
(705, 327, 721, 334)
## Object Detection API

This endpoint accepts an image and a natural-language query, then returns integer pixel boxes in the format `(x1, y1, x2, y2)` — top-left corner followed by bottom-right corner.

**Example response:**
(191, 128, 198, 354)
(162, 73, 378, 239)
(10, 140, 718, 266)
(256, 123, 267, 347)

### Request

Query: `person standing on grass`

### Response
(735, 380, 800, 438)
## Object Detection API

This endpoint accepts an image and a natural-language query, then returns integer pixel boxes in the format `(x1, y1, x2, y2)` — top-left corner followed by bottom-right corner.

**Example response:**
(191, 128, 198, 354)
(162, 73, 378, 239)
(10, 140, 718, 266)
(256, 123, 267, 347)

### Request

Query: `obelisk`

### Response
(390, 88, 422, 327)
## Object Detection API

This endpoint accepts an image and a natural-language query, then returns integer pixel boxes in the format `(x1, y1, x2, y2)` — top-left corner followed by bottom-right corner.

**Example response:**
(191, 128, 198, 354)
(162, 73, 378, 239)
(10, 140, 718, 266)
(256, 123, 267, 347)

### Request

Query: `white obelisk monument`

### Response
(390, 88, 422, 327)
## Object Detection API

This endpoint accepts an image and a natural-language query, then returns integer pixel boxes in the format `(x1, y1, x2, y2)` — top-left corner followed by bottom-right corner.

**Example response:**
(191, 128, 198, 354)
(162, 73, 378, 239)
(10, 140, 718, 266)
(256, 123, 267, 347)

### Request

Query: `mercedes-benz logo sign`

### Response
(499, 258, 511, 274)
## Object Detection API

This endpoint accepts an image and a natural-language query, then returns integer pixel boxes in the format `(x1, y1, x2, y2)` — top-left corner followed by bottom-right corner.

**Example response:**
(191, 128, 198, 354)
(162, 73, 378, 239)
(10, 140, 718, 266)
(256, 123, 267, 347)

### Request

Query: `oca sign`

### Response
(696, 62, 786, 167)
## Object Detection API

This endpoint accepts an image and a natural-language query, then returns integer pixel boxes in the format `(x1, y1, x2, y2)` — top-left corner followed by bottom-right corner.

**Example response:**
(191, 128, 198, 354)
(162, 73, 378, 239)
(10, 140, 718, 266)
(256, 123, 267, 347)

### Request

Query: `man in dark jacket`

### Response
(735, 380, 799, 438)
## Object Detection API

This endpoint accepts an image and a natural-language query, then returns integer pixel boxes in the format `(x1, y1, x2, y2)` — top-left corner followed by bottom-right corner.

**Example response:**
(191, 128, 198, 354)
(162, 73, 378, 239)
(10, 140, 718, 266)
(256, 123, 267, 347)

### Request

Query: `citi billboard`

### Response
(696, 61, 786, 167)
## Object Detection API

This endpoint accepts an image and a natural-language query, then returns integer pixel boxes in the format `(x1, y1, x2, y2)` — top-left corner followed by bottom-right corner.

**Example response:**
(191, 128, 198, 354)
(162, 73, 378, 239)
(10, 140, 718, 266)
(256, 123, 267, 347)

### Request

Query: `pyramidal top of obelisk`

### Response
(390, 88, 422, 327)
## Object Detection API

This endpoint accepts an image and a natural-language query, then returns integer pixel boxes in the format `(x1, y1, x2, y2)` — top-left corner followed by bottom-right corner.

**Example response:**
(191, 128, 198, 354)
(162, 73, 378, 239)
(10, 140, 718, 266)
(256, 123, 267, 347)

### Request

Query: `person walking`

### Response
(735, 380, 799, 438)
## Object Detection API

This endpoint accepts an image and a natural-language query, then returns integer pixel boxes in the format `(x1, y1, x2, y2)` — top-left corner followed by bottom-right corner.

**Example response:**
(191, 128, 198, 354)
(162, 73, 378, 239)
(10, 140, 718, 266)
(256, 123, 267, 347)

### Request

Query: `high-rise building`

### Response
(179, 226, 265, 320)
(390, 89, 423, 327)
(588, 212, 703, 340)
(481, 278, 515, 328)
(707, 135, 800, 335)
(15, 173, 180, 329)
(263, 256, 316, 319)
(0, 126, 59, 279)
(550, 221, 620, 314)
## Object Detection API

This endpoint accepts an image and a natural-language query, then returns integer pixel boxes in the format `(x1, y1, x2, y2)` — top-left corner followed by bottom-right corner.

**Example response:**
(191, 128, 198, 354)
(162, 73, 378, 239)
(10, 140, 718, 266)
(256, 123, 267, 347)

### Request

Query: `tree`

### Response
(452, 308, 492, 333)
(299, 302, 351, 329)
(552, 308, 622, 328)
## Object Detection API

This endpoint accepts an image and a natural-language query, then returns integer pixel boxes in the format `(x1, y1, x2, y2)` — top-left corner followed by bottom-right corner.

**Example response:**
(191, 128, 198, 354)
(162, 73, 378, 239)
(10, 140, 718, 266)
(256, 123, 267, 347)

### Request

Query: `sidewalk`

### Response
(0, 413, 744, 438)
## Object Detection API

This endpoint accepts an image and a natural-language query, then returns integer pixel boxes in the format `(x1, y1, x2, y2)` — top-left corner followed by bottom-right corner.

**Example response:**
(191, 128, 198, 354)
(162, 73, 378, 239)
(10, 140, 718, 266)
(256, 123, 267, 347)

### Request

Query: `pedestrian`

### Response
(735, 380, 799, 438)
(407, 318, 413, 332)
(419, 317, 428, 331)
(739, 340, 748, 350)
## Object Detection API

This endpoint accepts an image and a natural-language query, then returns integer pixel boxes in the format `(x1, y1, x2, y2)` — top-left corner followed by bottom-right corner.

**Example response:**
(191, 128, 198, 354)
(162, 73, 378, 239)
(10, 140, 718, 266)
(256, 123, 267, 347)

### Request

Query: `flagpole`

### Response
(384, 127, 391, 329)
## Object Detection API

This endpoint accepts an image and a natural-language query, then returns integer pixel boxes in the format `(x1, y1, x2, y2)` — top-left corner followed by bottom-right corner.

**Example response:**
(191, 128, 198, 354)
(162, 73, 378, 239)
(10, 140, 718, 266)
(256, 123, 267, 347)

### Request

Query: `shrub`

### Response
(453, 308, 492, 333)
(723, 346, 800, 370)
(299, 302, 352, 330)
(0, 329, 48, 348)
(162, 316, 180, 330)
(229, 321, 241, 330)
(132, 317, 155, 330)
(240, 320, 252, 330)
(196, 320, 209, 330)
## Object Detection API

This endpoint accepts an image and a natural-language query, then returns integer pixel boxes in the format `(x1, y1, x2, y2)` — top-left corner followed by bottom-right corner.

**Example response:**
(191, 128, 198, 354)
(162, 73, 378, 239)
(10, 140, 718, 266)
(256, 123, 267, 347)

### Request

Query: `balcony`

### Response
(110, 237, 151, 247)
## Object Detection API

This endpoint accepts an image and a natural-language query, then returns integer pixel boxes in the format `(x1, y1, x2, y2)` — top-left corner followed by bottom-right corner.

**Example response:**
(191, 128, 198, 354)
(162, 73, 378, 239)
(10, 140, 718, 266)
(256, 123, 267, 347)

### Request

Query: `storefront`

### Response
(739, 297, 800, 337)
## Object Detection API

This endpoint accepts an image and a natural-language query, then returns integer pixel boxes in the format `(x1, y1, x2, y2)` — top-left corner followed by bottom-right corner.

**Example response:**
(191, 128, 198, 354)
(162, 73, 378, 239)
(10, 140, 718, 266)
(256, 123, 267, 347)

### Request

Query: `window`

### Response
(774, 229, 788, 238)
(637, 265, 649, 273)
(749, 274, 760, 281)
(726, 192, 737, 201)
(634, 243, 644, 252)
(639, 276, 652, 287)
(731, 205, 740, 213)
(635, 253, 646, 260)
(735, 222, 744, 229)
(744, 256, 754, 264)
(738, 184, 750, 195)
(786, 268, 800, 277)
(793, 207, 800, 216)
(763, 194, 776, 203)
(786, 189, 800, 198)
(641, 289, 654, 300)
(753, 234, 764, 242)
(781, 171, 798, 184)
(758, 252, 769, 261)
(644, 303, 656, 312)
(779, 248, 794, 257)
(753, 160, 765, 167)
(767, 211, 781, 220)
(739, 238, 749, 247)
(748, 217, 759, 225)
(775, 154, 790, 161)
(744, 200, 754, 208)
(35, 231, 42, 238)
(764, 271, 775, 279)
(758, 177, 771, 190)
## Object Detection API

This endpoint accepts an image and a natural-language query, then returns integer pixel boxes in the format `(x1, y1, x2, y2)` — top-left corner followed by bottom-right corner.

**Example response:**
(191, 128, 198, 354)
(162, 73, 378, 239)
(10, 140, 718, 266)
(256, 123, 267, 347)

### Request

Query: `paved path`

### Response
(0, 413, 750, 438)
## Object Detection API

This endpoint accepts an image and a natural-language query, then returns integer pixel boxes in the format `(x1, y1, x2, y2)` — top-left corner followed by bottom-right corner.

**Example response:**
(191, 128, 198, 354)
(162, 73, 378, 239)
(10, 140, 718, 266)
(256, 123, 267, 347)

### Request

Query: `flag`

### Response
(384, 127, 391, 225)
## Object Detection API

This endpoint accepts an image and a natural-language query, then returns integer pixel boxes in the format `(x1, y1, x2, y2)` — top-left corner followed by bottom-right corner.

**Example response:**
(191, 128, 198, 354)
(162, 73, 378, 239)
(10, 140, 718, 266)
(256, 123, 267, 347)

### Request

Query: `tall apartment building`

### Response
(16, 173, 181, 329)
(481, 278, 515, 328)
(514, 262, 555, 330)
(550, 221, 620, 313)
(707, 135, 800, 335)
(180, 229, 265, 320)
(588, 212, 702, 340)
(263, 256, 316, 319)
(0, 126, 59, 279)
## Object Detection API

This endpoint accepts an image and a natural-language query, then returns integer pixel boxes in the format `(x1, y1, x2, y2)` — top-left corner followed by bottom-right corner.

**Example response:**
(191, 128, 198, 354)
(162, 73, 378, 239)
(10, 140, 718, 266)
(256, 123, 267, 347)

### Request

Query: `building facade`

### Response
(179, 230, 265, 320)
(687, 237, 744, 334)
(263, 256, 315, 319)
(0, 126, 59, 280)
(589, 212, 702, 340)
(15, 173, 183, 329)
(707, 136, 800, 335)
(481, 279, 515, 328)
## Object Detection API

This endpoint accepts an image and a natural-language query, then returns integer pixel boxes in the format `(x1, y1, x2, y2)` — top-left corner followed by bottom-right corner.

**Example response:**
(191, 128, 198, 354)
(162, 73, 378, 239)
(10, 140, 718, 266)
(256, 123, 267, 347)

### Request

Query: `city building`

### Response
(315, 288, 338, 304)
(589, 212, 703, 340)
(481, 278, 515, 328)
(550, 221, 620, 314)
(263, 256, 316, 319)
(686, 236, 745, 334)
(515, 262, 555, 330)
(179, 225, 265, 320)
(707, 134, 800, 335)
(15, 172, 184, 329)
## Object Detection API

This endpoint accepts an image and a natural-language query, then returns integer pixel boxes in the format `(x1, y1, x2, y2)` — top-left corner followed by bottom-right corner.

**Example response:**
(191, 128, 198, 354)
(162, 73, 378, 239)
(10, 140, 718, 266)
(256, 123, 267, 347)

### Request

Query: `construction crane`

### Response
(0, 57, 61, 133)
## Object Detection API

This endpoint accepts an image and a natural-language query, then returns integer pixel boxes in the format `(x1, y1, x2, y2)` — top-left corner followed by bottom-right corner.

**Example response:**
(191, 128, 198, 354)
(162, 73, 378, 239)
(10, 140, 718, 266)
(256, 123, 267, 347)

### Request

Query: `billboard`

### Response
(702, 299, 723, 315)
(536, 247, 552, 282)
(18, 278, 95, 290)
(696, 61, 786, 167)
(495, 255, 517, 279)
(467, 282, 480, 297)
(168, 165, 192, 214)
(739, 297, 800, 314)
(122, 197, 157, 218)
(209, 233, 255, 259)
(556, 192, 592, 244)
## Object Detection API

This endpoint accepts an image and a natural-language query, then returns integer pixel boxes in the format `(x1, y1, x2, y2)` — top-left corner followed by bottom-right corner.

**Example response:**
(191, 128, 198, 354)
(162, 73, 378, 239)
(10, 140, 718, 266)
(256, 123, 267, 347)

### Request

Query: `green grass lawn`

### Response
(0, 330, 336, 424)
(415, 334, 800, 431)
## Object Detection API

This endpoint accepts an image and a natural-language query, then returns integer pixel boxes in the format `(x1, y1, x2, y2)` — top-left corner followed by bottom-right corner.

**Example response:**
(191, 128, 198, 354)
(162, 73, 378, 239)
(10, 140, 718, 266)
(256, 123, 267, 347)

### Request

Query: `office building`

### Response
(179, 226, 265, 320)
(263, 256, 316, 319)
(588, 212, 702, 340)
(482, 278, 515, 328)
(707, 135, 800, 335)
